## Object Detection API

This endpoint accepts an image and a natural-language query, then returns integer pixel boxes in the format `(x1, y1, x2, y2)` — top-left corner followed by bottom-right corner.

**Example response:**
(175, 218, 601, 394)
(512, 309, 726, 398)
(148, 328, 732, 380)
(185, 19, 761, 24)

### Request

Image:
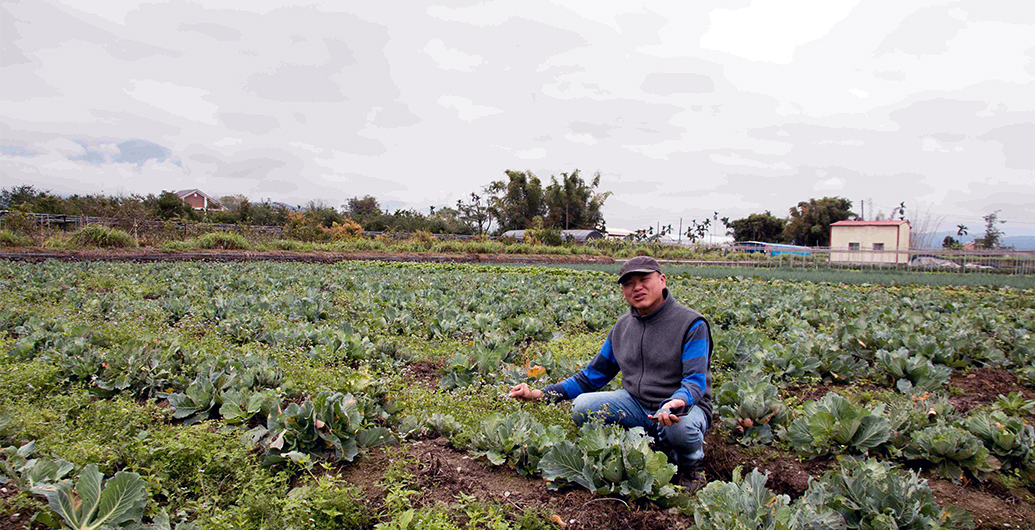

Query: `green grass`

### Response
(67, 224, 137, 248)
(196, 231, 251, 250)
(0, 229, 32, 247)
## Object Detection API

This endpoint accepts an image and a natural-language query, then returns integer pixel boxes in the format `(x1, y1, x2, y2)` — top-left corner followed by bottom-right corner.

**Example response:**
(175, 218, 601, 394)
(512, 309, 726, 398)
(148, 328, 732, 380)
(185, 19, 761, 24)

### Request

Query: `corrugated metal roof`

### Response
(831, 220, 909, 226)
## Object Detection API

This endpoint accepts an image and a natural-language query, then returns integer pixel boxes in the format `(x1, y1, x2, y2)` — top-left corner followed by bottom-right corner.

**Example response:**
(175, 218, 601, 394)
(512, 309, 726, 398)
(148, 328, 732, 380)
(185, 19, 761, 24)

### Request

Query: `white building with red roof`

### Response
(830, 220, 911, 264)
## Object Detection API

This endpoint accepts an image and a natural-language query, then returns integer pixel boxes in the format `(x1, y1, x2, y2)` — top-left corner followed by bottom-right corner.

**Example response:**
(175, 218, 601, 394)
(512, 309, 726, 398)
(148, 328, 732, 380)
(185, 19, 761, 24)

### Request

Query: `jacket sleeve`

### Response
(542, 327, 620, 402)
(660, 319, 709, 412)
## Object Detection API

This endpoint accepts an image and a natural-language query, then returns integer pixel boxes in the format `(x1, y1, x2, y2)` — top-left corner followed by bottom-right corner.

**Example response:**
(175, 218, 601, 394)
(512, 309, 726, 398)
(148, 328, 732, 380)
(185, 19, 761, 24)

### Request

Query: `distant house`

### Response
(174, 189, 225, 211)
(830, 220, 910, 263)
(501, 229, 604, 243)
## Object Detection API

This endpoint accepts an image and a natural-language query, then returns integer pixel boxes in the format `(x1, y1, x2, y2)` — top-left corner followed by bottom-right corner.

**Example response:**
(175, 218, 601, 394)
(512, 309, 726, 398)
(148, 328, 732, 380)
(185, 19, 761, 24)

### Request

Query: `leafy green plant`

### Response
(537, 421, 676, 500)
(263, 391, 395, 467)
(1, 441, 74, 492)
(904, 425, 1001, 483)
(165, 371, 229, 425)
(469, 412, 565, 475)
(994, 393, 1035, 416)
(965, 410, 1035, 483)
(715, 371, 789, 445)
(397, 413, 462, 440)
(784, 393, 891, 457)
(31, 464, 148, 530)
(801, 458, 974, 529)
(220, 388, 277, 424)
(693, 466, 842, 530)
(884, 392, 956, 456)
(876, 348, 951, 393)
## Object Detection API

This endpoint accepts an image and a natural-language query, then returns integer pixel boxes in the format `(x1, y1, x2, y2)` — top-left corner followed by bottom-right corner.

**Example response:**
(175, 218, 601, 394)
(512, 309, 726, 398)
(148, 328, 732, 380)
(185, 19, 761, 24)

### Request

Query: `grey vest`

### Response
(611, 289, 713, 419)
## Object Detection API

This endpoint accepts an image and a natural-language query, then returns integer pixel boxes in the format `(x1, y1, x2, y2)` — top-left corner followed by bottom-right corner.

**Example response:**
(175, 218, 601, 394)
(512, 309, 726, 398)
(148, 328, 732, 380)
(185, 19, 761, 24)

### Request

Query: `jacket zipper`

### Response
(637, 319, 645, 405)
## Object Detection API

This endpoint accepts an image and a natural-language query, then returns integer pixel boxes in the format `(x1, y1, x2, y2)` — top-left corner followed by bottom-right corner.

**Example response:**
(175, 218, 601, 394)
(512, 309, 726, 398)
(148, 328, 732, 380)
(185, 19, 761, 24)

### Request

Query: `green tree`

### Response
(975, 211, 1005, 249)
(942, 236, 958, 249)
(485, 170, 545, 232)
(728, 211, 787, 242)
(147, 191, 194, 220)
(542, 170, 611, 231)
(456, 192, 492, 235)
(783, 197, 856, 247)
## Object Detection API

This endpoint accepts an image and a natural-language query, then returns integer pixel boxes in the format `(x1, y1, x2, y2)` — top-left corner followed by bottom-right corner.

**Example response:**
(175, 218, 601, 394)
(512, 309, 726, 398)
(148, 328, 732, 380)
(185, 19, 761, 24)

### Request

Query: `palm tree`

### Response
(956, 224, 968, 237)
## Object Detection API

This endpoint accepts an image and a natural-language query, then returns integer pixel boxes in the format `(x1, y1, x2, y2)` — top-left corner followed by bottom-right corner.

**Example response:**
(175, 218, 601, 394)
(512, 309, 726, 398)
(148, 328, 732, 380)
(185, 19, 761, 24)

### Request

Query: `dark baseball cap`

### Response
(617, 256, 662, 284)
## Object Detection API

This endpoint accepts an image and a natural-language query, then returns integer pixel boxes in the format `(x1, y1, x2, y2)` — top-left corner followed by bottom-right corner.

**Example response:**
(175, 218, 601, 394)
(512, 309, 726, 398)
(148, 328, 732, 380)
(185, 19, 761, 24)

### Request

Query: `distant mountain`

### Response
(918, 231, 1035, 250)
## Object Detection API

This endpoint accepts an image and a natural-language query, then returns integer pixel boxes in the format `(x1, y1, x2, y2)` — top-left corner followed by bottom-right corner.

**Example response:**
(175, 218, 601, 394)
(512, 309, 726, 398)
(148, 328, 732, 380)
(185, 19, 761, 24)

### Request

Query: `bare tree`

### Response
(907, 203, 945, 250)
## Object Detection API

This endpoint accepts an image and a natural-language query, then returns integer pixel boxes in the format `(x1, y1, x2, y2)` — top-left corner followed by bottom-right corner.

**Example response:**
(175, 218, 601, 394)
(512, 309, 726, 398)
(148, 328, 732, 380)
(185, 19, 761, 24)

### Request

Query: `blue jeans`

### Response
(571, 389, 708, 468)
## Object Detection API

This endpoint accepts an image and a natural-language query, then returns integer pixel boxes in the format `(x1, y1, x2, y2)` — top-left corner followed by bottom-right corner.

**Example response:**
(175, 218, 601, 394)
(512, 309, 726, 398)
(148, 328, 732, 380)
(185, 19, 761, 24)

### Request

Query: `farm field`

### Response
(1, 260, 1034, 529)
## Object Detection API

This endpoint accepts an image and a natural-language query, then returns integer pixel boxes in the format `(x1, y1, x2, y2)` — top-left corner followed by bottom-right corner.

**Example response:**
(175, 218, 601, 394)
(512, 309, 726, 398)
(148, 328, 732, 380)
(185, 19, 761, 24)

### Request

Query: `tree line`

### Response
(0, 169, 610, 237)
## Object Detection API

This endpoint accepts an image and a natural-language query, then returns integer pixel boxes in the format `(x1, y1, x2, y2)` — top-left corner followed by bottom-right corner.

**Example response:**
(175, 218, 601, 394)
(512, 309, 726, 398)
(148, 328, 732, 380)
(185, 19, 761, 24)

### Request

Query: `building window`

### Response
(873, 243, 885, 251)
(848, 242, 860, 250)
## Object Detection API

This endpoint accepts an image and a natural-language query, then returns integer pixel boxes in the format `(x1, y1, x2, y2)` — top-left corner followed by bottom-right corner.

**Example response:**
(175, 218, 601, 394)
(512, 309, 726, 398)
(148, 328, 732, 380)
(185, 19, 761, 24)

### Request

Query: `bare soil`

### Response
(340, 438, 691, 530)
(0, 250, 614, 265)
(928, 477, 1035, 529)
(948, 367, 1035, 415)
(702, 428, 836, 497)
(404, 359, 444, 387)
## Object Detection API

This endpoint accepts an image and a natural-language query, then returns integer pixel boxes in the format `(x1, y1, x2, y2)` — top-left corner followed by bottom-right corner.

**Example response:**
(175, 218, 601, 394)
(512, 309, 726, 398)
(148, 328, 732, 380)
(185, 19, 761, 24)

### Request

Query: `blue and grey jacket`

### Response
(543, 288, 713, 422)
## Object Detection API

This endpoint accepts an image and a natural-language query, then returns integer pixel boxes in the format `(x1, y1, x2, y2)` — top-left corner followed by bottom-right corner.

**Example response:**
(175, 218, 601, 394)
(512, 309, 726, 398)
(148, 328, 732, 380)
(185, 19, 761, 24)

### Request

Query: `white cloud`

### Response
(701, 0, 860, 64)
(437, 95, 502, 122)
(515, 148, 546, 160)
(125, 80, 219, 125)
(815, 176, 846, 190)
(424, 38, 484, 71)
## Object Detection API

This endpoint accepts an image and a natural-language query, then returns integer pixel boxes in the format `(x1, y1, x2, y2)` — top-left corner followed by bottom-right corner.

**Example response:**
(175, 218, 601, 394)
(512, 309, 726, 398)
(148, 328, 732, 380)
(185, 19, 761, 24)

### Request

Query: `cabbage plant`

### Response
(784, 393, 891, 457)
(31, 464, 148, 530)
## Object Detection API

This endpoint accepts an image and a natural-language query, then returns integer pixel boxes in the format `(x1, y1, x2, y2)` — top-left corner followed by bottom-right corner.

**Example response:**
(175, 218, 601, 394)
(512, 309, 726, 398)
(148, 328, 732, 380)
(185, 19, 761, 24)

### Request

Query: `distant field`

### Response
(532, 262, 1035, 289)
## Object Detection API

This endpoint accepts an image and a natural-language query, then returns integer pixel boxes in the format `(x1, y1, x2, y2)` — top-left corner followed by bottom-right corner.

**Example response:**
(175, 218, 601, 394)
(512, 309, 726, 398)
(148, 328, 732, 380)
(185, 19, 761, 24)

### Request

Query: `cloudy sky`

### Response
(2, 0, 1033, 236)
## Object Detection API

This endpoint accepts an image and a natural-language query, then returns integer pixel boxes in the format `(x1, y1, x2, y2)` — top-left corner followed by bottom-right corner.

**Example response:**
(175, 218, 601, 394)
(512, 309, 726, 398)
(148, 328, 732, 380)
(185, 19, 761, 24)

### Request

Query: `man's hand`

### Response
(648, 399, 686, 427)
(509, 383, 543, 401)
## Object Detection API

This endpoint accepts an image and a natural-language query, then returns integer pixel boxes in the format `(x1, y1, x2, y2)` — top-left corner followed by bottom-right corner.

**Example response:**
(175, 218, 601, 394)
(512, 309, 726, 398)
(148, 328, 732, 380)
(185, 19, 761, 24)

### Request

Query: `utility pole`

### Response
(861, 200, 864, 221)
(678, 217, 682, 244)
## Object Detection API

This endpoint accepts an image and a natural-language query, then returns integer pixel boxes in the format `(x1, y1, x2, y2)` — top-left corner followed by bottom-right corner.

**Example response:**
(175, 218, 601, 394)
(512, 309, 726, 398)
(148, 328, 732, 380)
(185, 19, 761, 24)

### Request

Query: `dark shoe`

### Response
(675, 463, 707, 493)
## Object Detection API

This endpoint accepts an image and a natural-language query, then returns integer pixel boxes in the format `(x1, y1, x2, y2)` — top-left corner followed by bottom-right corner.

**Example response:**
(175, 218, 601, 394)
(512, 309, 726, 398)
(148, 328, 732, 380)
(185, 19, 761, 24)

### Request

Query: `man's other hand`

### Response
(648, 399, 686, 427)
(509, 383, 543, 401)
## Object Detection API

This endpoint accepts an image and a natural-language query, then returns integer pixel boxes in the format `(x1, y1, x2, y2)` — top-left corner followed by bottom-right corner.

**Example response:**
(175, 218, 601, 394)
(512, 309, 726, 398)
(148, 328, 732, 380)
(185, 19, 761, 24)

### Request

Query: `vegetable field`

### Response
(1, 260, 1034, 529)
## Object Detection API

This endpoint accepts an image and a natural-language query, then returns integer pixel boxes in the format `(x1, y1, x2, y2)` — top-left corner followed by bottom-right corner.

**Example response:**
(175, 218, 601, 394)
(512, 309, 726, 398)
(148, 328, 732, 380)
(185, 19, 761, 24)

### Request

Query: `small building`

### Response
(739, 241, 813, 257)
(604, 228, 635, 240)
(830, 220, 910, 263)
(175, 189, 224, 211)
(501, 229, 604, 243)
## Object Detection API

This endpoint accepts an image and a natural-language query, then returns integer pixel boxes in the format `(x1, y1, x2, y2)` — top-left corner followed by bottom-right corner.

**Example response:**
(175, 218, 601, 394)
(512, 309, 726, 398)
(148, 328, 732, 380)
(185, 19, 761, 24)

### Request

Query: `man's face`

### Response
(620, 271, 666, 315)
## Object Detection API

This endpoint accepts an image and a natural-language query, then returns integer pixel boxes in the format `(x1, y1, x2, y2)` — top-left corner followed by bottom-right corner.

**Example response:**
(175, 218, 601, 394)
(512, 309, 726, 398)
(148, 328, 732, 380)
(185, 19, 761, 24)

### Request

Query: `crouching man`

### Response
(509, 256, 712, 488)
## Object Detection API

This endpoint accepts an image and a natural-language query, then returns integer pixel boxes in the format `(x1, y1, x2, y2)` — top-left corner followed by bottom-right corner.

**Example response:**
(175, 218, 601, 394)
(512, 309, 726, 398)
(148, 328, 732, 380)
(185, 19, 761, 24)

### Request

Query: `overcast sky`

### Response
(1, 0, 1033, 236)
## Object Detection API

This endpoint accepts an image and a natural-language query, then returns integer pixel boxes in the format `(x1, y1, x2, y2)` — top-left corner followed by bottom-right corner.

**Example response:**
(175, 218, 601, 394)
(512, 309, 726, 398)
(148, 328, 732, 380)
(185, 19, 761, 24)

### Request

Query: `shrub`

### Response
(68, 225, 137, 248)
(284, 211, 325, 242)
(0, 229, 31, 247)
(323, 219, 364, 240)
(196, 231, 250, 250)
